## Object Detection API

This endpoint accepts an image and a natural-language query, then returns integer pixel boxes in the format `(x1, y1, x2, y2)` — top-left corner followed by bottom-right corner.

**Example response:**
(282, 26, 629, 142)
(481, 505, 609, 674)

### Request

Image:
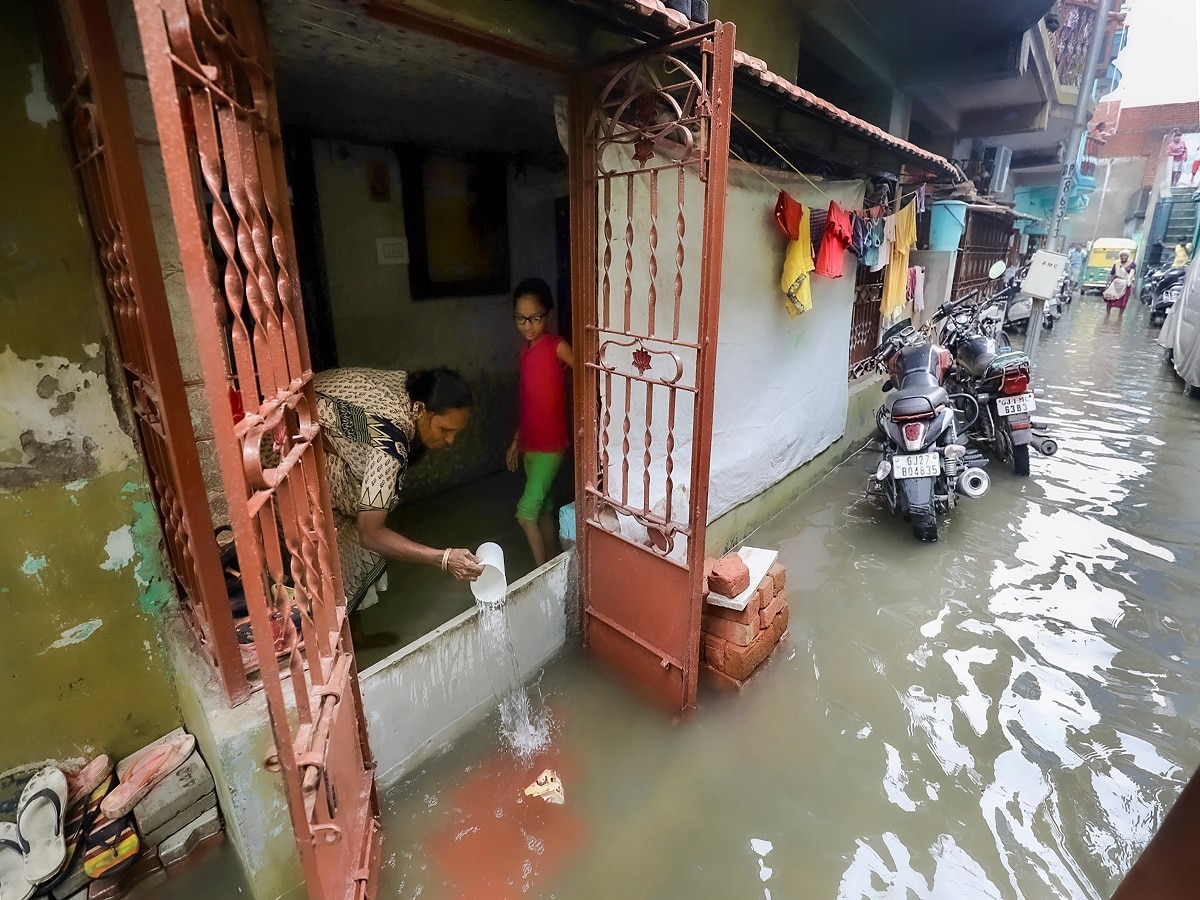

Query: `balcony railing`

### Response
(1051, 0, 1098, 88)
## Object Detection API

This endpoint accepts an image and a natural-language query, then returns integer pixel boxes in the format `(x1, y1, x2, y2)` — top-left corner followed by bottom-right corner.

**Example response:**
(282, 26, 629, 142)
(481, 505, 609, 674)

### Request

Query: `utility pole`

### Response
(1048, 0, 1117, 253)
(1028, 0, 1117, 362)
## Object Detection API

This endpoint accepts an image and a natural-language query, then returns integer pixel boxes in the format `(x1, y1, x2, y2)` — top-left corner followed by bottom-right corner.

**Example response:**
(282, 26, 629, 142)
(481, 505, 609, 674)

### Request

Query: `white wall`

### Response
(710, 164, 866, 520)
(591, 156, 864, 542)
(311, 139, 564, 498)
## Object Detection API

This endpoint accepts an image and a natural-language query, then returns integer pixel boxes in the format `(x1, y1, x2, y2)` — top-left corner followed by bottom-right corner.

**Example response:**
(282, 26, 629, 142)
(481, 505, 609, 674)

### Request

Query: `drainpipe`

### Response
(1091, 159, 1113, 242)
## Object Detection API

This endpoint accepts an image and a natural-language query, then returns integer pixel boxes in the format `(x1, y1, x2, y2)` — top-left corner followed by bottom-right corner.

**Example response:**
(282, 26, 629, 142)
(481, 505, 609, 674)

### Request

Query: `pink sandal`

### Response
(99, 735, 195, 820)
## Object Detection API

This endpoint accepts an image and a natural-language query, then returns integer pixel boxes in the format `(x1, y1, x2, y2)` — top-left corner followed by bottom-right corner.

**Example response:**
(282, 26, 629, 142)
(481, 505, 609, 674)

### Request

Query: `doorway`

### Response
(264, 0, 574, 660)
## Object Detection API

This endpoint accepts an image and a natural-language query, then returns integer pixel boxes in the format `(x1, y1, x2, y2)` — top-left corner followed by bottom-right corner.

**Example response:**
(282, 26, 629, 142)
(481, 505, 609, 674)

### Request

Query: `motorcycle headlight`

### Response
(875, 460, 892, 481)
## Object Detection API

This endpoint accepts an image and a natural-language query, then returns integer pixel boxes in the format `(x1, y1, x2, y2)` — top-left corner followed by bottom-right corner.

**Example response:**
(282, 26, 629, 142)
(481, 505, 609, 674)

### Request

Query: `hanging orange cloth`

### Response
(881, 202, 918, 317)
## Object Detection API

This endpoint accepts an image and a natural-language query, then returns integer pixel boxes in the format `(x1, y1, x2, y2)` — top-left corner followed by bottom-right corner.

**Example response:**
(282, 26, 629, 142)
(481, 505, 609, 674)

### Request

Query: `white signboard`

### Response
(1021, 250, 1068, 300)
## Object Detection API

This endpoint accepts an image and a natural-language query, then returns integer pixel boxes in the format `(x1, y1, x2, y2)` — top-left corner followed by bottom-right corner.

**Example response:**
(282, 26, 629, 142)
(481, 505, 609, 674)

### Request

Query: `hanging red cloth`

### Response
(814, 201, 853, 278)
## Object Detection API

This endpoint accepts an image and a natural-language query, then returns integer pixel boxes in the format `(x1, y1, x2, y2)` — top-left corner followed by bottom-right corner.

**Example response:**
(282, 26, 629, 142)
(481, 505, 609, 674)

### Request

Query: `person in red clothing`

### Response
(507, 278, 575, 566)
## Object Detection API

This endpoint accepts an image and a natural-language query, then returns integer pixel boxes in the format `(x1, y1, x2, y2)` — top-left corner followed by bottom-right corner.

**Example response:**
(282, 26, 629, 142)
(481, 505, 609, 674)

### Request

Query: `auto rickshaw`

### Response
(1082, 238, 1139, 293)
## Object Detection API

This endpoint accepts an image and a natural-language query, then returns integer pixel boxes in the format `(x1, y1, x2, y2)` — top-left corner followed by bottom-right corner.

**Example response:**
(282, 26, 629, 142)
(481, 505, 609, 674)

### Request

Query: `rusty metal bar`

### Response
(681, 22, 735, 708)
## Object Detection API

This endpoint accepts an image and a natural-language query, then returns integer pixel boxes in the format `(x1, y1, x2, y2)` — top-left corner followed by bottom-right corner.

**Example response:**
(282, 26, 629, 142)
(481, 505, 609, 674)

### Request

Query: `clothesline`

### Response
(731, 110, 927, 215)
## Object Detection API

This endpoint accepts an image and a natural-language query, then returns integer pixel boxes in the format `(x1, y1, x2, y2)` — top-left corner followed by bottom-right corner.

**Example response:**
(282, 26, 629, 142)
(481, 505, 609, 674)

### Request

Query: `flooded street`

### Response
(128, 298, 1200, 900)
(375, 298, 1200, 899)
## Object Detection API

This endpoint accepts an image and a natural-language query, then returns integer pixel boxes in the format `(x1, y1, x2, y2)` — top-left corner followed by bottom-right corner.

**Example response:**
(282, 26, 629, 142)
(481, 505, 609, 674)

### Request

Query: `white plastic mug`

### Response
(471, 542, 507, 606)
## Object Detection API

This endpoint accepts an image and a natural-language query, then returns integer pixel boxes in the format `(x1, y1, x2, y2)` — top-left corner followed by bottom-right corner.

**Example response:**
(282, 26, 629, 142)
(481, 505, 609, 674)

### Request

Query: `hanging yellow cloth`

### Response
(881, 202, 918, 317)
(781, 203, 815, 317)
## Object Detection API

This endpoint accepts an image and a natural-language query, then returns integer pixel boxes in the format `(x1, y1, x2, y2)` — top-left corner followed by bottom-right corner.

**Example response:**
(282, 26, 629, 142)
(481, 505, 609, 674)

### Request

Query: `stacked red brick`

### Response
(700, 554, 788, 687)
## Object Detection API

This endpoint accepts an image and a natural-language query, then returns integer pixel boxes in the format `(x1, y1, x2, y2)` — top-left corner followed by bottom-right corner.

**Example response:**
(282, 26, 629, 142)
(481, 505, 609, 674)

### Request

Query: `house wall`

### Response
(310, 140, 563, 502)
(0, 0, 181, 782)
(1098, 101, 1200, 187)
(711, 165, 866, 520)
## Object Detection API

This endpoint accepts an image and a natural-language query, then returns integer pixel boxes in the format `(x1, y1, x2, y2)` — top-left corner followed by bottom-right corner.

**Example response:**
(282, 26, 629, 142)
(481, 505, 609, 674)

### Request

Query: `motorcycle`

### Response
(867, 319, 990, 542)
(999, 265, 1033, 333)
(936, 261, 1059, 476)
(1149, 267, 1187, 327)
(1141, 263, 1184, 307)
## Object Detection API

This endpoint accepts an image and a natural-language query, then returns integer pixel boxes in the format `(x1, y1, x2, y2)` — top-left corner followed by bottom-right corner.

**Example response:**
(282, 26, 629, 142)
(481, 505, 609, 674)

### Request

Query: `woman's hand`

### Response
(446, 549, 483, 582)
(506, 440, 520, 473)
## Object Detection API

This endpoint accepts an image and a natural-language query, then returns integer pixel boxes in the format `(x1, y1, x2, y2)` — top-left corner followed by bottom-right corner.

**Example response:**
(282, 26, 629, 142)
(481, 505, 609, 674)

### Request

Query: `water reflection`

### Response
(381, 303, 1200, 899)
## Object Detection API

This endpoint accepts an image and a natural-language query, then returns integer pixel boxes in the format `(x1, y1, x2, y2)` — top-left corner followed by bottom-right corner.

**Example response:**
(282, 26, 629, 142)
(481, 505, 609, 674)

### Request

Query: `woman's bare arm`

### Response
(356, 509, 482, 580)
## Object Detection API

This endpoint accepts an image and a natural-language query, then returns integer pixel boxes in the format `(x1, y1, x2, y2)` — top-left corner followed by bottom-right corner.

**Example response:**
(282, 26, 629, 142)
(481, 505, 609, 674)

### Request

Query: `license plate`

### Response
(893, 452, 940, 479)
(996, 393, 1035, 416)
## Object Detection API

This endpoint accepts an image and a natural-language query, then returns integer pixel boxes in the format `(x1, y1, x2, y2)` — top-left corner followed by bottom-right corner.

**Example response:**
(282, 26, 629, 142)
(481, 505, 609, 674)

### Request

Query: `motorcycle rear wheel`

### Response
(1012, 443, 1031, 476)
(913, 513, 938, 542)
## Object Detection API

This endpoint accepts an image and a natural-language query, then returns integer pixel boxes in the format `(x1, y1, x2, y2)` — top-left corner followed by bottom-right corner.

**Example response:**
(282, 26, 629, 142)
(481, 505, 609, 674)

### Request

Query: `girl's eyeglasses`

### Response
(514, 314, 547, 325)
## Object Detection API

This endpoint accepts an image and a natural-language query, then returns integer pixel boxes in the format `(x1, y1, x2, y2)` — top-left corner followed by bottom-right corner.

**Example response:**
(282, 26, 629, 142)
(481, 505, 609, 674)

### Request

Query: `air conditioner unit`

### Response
(982, 145, 1013, 194)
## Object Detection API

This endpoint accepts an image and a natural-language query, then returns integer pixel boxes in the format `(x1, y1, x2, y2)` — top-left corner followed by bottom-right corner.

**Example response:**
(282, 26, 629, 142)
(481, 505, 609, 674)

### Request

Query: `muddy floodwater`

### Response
(136, 299, 1200, 898)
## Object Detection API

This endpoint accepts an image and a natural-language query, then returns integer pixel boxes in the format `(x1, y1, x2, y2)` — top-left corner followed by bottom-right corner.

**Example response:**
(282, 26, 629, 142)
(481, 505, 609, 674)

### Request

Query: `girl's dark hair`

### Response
(406, 368, 473, 413)
(512, 277, 554, 312)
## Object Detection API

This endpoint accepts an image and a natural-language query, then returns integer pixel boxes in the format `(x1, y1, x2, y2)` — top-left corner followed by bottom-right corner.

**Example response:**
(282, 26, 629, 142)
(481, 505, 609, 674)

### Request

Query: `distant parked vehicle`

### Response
(1158, 255, 1200, 396)
(1082, 238, 1139, 294)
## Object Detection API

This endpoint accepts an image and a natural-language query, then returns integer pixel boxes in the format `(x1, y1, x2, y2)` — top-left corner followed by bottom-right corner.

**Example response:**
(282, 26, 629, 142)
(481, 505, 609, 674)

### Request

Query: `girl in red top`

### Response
(507, 278, 574, 566)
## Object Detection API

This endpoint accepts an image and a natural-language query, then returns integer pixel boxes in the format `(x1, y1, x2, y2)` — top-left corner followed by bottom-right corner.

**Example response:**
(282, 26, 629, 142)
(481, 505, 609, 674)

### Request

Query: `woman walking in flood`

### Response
(507, 278, 574, 567)
(1103, 249, 1136, 319)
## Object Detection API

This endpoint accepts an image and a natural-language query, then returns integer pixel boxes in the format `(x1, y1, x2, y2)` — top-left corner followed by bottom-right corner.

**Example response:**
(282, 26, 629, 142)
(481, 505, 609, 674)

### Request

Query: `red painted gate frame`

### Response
(569, 22, 735, 712)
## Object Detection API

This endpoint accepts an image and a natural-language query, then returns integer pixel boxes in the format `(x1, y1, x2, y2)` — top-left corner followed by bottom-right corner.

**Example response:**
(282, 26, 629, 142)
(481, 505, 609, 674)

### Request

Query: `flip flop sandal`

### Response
(36, 786, 95, 894)
(0, 821, 35, 900)
(82, 814, 139, 882)
(15, 766, 67, 884)
(82, 778, 139, 883)
(67, 755, 113, 809)
(101, 733, 195, 820)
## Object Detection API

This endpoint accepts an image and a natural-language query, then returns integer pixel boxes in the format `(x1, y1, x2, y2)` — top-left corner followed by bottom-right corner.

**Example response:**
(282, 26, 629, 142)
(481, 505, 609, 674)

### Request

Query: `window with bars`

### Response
(847, 264, 884, 381)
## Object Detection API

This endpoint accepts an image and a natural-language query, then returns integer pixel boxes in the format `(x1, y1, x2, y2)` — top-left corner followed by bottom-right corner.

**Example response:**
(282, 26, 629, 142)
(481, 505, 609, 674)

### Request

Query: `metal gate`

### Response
(568, 23, 735, 712)
(131, 1, 380, 896)
(45, 0, 249, 704)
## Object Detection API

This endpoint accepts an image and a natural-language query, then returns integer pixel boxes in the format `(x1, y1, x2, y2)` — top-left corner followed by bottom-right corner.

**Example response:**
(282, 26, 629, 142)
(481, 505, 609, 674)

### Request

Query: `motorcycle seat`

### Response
(956, 347, 996, 377)
(886, 383, 949, 418)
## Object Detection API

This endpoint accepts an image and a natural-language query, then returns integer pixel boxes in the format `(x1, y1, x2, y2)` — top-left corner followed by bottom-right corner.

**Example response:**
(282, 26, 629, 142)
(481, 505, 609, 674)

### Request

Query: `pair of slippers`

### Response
(0, 755, 110, 900)
(0, 736, 196, 900)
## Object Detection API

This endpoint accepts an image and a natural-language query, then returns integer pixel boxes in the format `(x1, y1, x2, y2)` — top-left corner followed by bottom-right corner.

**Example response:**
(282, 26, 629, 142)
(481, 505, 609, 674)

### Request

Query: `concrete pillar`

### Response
(889, 89, 912, 141)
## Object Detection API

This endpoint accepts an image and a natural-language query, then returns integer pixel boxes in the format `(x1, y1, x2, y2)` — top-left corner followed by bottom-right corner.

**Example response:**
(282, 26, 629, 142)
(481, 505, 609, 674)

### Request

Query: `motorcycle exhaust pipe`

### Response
(957, 467, 990, 499)
(1037, 438, 1059, 457)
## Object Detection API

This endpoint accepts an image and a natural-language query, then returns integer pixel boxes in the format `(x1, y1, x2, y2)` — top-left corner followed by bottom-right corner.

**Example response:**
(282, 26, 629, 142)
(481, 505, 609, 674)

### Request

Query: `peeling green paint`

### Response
(131, 498, 173, 614)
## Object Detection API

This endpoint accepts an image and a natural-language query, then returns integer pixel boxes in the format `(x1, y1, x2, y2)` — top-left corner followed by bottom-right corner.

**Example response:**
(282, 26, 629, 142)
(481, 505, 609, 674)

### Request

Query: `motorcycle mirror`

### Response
(988, 260, 1006, 280)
